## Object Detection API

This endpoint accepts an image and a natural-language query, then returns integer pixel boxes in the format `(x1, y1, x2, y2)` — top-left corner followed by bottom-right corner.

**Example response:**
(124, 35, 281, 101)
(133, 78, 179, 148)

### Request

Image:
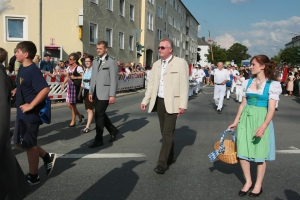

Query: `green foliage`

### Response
(205, 43, 227, 64)
(280, 47, 300, 65)
(271, 49, 283, 63)
(226, 43, 251, 66)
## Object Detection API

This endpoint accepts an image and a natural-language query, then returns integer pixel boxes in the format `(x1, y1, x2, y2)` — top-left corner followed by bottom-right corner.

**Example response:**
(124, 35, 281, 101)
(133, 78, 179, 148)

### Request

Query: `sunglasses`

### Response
(158, 46, 169, 50)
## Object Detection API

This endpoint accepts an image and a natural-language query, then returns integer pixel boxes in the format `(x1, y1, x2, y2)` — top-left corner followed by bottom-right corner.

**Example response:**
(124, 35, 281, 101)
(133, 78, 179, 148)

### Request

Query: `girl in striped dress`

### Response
(228, 55, 282, 197)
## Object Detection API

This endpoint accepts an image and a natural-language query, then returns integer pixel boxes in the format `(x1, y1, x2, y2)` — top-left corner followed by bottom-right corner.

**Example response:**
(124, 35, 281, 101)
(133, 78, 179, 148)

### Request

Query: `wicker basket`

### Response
(214, 139, 238, 164)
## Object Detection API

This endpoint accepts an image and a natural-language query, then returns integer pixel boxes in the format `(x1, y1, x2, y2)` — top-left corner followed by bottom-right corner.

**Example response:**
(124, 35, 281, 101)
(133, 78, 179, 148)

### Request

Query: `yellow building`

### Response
(0, 0, 199, 69)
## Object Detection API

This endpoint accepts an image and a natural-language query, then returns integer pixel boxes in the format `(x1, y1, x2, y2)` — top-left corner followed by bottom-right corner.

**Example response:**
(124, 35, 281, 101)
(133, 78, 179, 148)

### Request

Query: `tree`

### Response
(226, 43, 251, 66)
(271, 49, 283, 63)
(280, 47, 300, 65)
(205, 43, 227, 64)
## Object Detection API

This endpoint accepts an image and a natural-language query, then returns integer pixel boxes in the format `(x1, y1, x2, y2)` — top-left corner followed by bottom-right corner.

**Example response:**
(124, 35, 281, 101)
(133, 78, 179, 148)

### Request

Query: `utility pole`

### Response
(208, 30, 214, 64)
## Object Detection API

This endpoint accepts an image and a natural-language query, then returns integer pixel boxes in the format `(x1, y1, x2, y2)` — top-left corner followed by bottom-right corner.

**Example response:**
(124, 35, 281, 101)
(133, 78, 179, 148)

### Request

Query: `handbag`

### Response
(208, 129, 238, 164)
(18, 66, 51, 124)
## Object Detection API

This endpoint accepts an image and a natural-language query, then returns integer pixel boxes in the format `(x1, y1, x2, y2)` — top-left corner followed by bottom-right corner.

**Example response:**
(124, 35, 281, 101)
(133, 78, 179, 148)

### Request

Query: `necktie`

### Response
(98, 59, 102, 71)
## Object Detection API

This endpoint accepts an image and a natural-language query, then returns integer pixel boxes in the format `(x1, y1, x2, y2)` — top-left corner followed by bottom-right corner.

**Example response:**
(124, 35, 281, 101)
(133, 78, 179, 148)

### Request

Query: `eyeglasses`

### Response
(69, 58, 74, 61)
(158, 46, 169, 50)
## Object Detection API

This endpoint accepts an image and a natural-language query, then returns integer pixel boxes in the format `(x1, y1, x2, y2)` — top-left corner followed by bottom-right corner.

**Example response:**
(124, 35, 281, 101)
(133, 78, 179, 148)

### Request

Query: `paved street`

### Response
(11, 86, 300, 200)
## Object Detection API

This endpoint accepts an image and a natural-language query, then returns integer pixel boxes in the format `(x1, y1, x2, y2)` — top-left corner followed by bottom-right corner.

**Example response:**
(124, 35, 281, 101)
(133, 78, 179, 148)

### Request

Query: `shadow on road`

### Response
(116, 117, 149, 140)
(275, 189, 300, 200)
(174, 126, 197, 157)
(209, 160, 259, 186)
(75, 160, 146, 200)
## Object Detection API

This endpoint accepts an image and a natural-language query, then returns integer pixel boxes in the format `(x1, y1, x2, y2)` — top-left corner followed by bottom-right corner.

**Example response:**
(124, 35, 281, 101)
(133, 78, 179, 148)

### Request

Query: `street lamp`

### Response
(208, 30, 214, 63)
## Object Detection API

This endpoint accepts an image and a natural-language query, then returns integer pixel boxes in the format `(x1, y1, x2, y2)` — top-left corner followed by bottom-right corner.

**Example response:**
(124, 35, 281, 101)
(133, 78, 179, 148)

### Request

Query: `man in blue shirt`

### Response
(40, 53, 53, 73)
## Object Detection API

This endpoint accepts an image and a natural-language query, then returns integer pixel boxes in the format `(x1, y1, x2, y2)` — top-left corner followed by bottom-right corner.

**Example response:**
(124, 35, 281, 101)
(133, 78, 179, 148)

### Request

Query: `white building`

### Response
(197, 37, 210, 67)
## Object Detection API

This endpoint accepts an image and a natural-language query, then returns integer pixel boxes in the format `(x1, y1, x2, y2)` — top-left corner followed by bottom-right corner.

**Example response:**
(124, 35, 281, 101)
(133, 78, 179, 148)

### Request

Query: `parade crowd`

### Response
(0, 38, 298, 199)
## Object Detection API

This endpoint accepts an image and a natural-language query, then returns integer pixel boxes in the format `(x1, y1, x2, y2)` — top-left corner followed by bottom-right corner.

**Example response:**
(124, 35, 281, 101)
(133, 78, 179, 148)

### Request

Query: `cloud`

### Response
(215, 16, 300, 57)
(231, 0, 251, 3)
(242, 39, 252, 47)
(251, 16, 300, 29)
(214, 33, 238, 49)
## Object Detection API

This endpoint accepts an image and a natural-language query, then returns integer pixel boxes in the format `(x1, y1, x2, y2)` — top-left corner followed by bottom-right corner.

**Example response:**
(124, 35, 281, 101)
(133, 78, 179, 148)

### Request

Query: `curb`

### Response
(11, 89, 145, 114)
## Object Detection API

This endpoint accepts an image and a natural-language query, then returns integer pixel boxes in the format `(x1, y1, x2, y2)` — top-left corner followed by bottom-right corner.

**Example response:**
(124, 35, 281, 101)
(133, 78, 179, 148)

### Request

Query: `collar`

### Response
(100, 54, 108, 61)
(162, 55, 173, 64)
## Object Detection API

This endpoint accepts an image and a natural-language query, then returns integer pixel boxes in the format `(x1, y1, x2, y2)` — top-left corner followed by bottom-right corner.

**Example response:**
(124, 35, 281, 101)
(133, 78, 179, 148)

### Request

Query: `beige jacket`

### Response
(141, 56, 189, 114)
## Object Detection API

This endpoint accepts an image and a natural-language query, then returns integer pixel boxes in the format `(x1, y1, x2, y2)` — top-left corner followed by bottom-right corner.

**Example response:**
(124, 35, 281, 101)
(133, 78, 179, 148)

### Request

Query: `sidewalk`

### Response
(11, 89, 145, 114)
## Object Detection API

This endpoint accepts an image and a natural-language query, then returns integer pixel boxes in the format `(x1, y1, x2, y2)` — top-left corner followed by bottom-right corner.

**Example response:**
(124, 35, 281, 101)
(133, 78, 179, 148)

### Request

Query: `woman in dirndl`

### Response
(228, 55, 282, 197)
(61, 53, 84, 127)
(77, 54, 94, 133)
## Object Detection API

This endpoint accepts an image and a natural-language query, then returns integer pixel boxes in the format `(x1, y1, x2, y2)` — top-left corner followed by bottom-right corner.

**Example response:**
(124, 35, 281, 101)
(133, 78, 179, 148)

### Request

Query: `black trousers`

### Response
(156, 97, 177, 168)
(93, 98, 117, 142)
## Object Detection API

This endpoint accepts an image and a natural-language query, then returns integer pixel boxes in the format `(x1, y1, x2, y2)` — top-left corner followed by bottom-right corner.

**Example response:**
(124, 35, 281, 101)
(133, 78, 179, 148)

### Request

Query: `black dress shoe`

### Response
(217, 109, 221, 114)
(154, 165, 165, 174)
(249, 188, 263, 197)
(88, 141, 104, 148)
(108, 129, 120, 142)
(238, 187, 253, 197)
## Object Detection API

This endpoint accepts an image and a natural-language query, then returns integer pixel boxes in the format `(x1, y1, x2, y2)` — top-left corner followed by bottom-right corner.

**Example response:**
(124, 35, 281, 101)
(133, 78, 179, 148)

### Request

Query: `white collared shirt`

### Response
(158, 55, 173, 98)
(214, 68, 230, 84)
(100, 54, 107, 63)
(192, 69, 205, 79)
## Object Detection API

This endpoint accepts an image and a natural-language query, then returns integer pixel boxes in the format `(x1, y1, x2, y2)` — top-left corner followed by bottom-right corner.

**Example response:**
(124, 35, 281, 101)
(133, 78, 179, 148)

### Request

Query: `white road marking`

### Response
(57, 153, 146, 158)
(276, 150, 300, 154)
(289, 146, 299, 150)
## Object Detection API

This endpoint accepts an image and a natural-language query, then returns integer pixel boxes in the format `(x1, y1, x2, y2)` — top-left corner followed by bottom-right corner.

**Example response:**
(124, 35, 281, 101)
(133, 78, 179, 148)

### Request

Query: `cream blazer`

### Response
(141, 56, 189, 114)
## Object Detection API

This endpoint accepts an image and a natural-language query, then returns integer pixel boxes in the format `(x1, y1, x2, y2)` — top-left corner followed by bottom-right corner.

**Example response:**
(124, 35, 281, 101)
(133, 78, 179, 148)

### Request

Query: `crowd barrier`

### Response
(117, 73, 145, 92)
(9, 73, 145, 100)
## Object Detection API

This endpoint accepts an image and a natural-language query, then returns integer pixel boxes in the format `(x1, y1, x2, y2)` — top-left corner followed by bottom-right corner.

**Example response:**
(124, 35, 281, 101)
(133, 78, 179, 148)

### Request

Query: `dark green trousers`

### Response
(156, 97, 177, 168)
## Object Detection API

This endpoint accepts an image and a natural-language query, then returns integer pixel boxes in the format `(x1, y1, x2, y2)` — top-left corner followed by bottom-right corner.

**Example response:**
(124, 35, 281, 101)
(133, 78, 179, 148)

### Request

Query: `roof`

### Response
(179, 0, 200, 25)
(197, 37, 209, 46)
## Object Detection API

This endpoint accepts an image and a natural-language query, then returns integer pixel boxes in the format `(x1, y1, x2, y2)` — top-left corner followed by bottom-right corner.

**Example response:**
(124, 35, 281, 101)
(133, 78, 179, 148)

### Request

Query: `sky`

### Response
(183, 0, 300, 58)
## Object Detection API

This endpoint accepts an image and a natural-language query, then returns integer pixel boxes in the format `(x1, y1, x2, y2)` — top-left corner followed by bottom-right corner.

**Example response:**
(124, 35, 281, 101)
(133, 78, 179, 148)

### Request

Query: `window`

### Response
(129, 35, 134, 51)
(106, 0, 113, 11)
(157, 29, 162, 40)
(106, 28, 113, 47)
(157, 6, 163, 19)
(129, 4, 135, 20)
(168, 15, 172, 25)
(4, 15, 28, 41)
(119, 0, 125, 16)
(90, 0, 98, 4)
(165, 2, 167, 14)
(147, 11, 153, 31)
(118, 32, 124, 49)
(89, 22, 98, 44)
(169, 0, 173, 6)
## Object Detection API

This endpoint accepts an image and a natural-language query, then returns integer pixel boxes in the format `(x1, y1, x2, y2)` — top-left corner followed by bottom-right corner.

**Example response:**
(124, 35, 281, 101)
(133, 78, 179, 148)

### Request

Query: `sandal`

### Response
(81, 127, 90, 134)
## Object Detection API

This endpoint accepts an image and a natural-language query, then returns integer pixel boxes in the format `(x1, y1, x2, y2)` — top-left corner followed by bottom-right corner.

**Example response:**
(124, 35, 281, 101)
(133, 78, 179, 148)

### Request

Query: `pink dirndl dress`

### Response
(66, 67, 77, 104)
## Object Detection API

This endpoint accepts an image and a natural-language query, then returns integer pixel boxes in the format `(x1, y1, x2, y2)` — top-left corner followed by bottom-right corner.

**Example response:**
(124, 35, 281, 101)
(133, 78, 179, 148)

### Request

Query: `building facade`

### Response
(285, 36, 300, 48)
(1, 0, 199, 69)
(197, 37, 210, 67)
(140, 0, 200, 67)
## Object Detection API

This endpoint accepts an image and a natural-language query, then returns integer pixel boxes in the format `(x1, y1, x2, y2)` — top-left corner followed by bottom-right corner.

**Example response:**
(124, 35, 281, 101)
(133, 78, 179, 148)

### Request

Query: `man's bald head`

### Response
(217, 62, 224, 70)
